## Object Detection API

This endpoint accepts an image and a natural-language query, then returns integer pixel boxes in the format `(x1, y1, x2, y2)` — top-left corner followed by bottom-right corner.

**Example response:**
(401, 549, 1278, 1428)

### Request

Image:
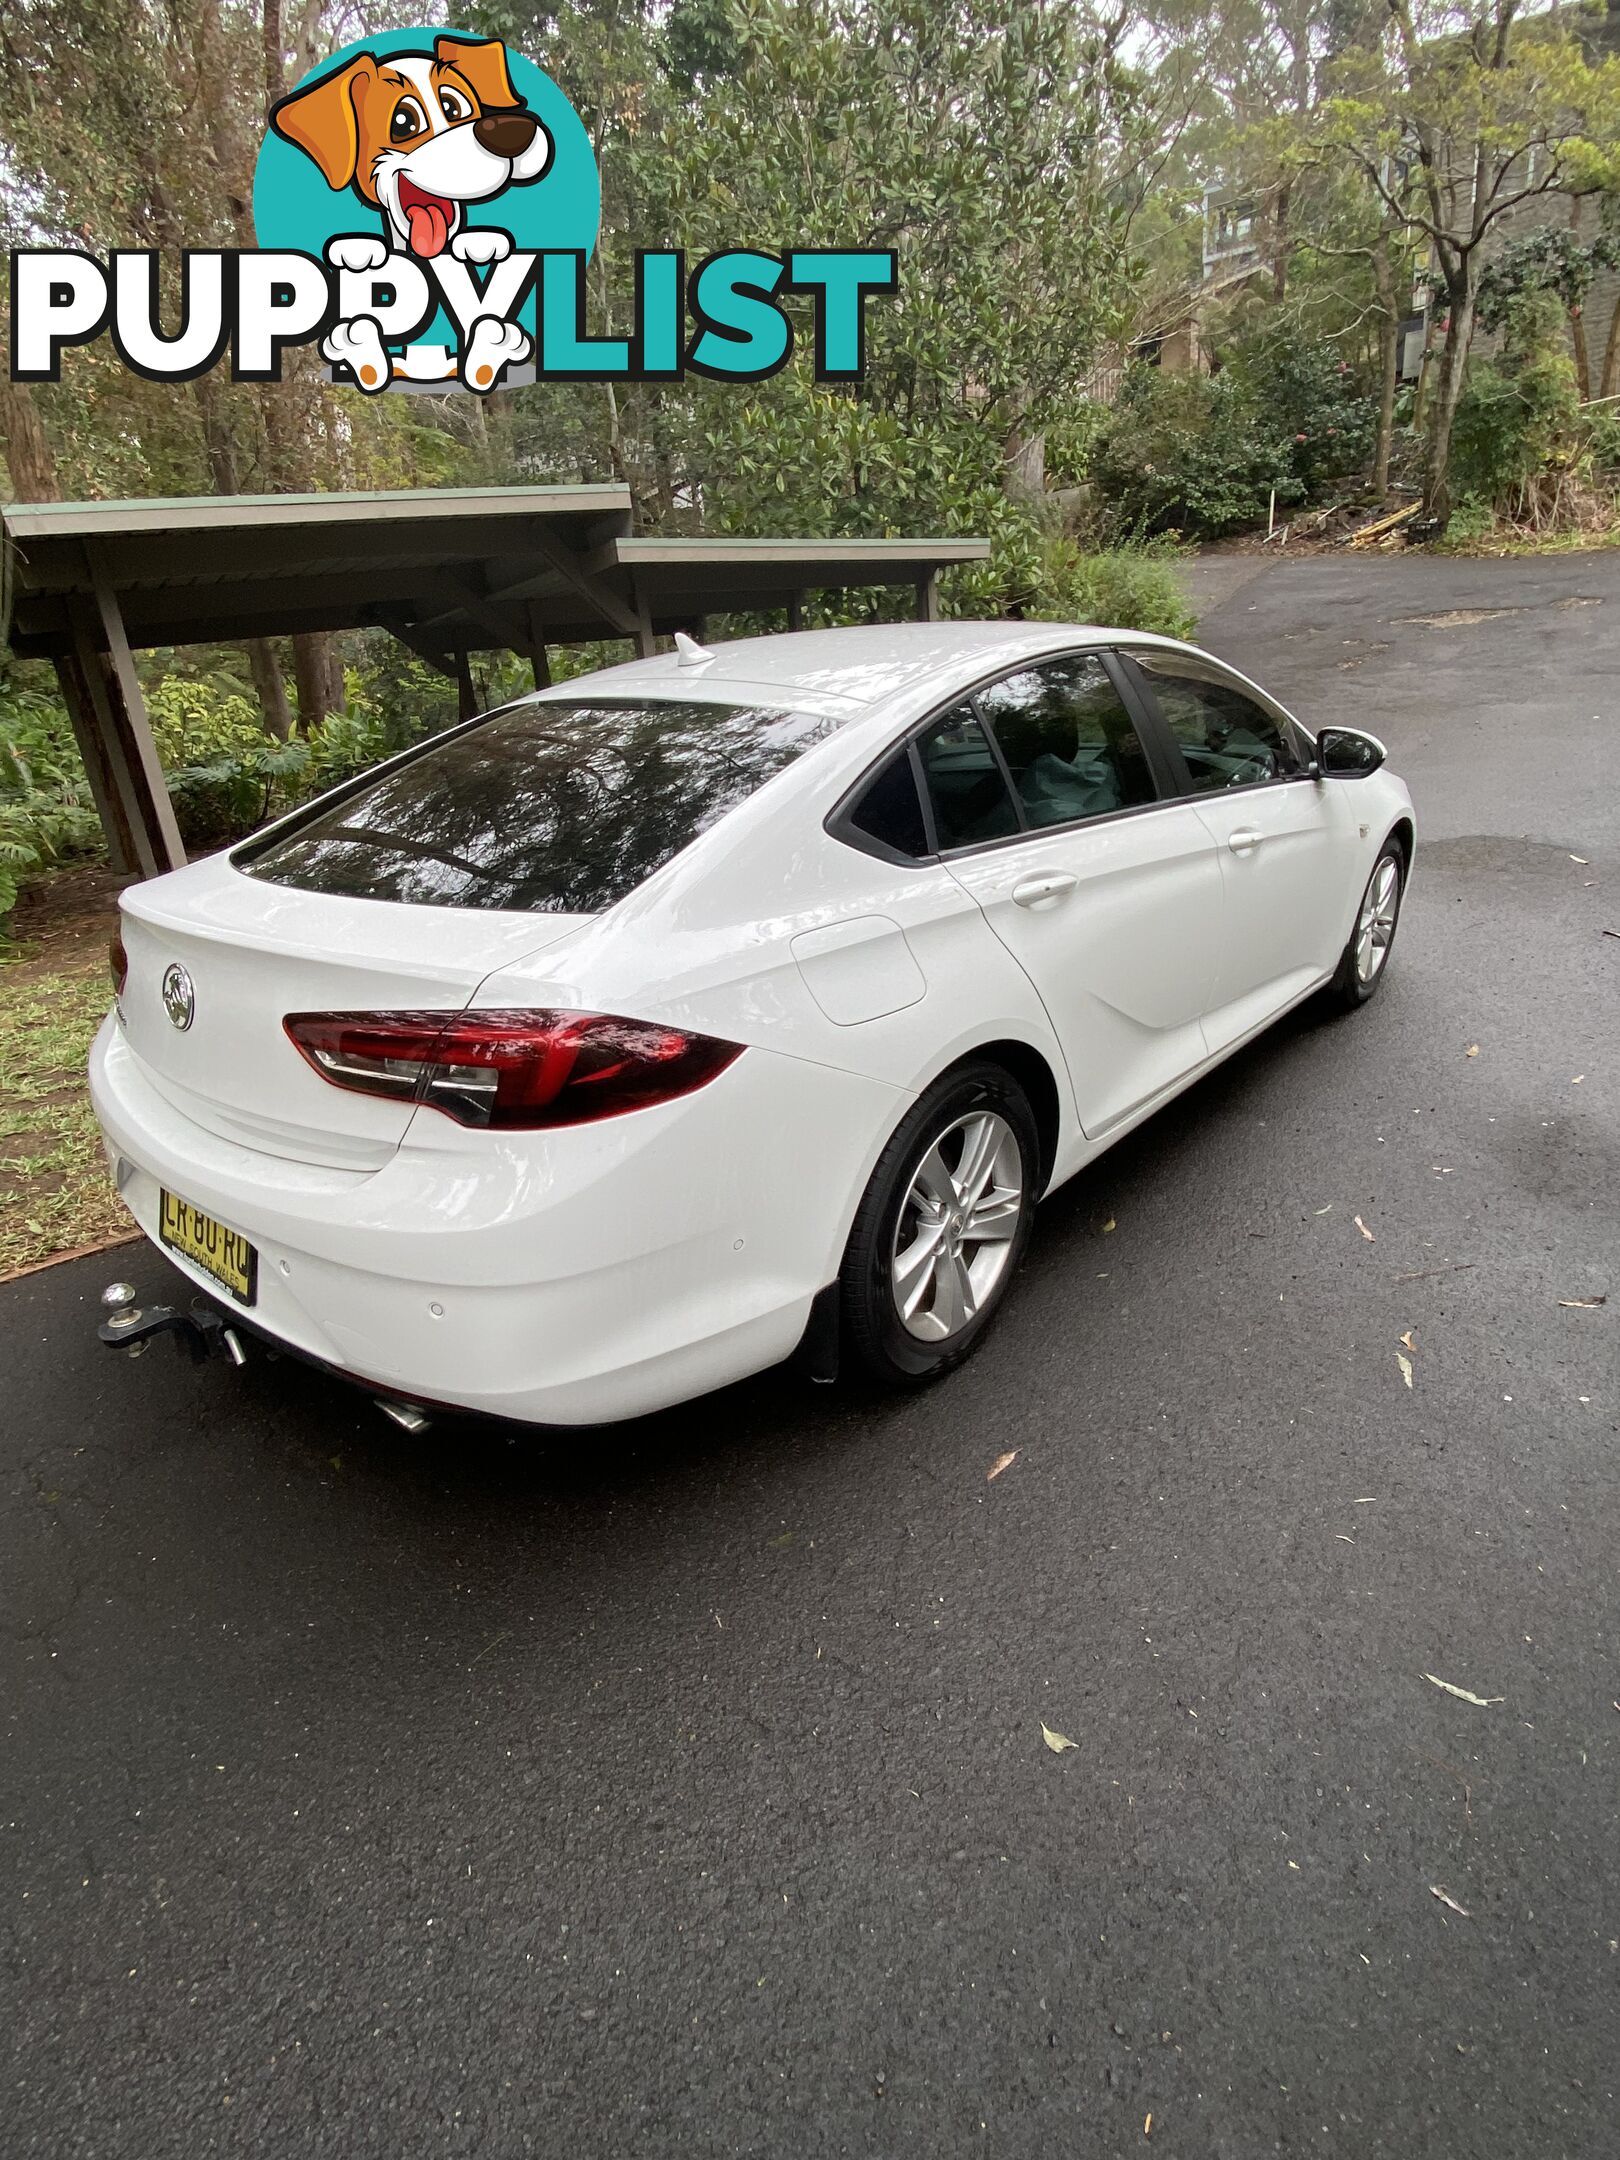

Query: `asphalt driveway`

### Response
(4, 551, 1617, 2158)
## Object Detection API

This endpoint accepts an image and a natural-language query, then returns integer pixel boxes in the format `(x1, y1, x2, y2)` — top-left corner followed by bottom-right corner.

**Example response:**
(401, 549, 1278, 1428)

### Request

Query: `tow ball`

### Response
(98, 1280, 247, 1367)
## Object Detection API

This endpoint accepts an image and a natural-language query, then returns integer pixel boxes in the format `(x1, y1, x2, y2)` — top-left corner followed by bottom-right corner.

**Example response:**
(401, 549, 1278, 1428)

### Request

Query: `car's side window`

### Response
(915, 704, 1020, 850)
(976, 655, 1158, 829)
(1130, 652, 1304, 794)
(846, 749, 929, 859)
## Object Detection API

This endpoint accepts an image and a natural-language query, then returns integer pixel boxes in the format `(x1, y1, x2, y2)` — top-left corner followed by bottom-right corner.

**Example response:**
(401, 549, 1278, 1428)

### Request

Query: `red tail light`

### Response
(283, 1009, 743, 1129)
(109, 931, 128, 997)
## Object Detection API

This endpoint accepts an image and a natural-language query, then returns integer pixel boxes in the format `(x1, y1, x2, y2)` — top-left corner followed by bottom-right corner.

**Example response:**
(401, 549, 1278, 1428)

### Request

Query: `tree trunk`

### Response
(247, 639, 295, 739)
(291, 634, 341, 731)
(1372, 245, 1399, 498)
(1570, 306, 1591, 402)
(0, 378, 60, 501)
(1422, 274, 1476, 528)
(1272, 181, 1290, 304)
(1599, 296, 1620, 402)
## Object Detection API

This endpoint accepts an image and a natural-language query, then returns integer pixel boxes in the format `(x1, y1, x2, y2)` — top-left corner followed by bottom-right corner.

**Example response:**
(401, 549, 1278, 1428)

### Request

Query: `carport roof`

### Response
(4, 485, 990, 661)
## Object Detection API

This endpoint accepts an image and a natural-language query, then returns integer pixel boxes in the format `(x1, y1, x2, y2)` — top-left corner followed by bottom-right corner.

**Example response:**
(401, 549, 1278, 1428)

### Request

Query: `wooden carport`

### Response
(2, 485, 990, 878)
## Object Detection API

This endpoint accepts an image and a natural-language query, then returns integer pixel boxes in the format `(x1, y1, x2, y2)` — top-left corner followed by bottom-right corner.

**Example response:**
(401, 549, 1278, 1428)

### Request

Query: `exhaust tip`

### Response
(375, 1397, 431, 1434)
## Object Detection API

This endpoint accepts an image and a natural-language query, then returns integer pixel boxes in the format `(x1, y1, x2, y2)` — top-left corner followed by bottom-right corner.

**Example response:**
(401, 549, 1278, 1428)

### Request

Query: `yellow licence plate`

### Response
(159, 1190, 257, 1305)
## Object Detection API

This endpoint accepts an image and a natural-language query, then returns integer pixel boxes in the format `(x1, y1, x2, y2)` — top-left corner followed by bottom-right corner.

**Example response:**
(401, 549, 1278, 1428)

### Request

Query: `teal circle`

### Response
(252, 28, 598, 349)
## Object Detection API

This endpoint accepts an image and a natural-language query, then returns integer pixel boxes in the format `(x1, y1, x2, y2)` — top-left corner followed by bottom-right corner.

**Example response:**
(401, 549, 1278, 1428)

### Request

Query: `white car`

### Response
(91, 622, 1413, 1426)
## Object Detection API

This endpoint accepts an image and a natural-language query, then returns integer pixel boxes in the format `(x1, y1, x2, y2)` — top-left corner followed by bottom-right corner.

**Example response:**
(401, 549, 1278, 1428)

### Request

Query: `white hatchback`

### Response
(91, 623, 1413, 1425)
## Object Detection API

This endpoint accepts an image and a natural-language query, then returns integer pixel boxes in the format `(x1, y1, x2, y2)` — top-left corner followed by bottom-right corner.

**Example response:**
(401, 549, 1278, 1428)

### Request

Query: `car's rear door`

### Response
(928, 652, 1224, 1140)
(1117, 648, 1353, 1053)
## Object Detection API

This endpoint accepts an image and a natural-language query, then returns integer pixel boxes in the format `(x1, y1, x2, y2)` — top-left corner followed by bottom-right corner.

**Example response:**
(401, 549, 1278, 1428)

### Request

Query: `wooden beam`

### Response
(53, 653, 138, 877)
(416, 526, 642, 643)
(65, 591, 185, 880)
(374, 611, 460, 678)
(915, 570, 941, 622)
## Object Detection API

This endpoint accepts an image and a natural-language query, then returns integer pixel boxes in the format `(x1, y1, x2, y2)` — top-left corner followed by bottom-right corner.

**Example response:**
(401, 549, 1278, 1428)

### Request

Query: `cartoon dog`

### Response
(271, 34, 552, 391)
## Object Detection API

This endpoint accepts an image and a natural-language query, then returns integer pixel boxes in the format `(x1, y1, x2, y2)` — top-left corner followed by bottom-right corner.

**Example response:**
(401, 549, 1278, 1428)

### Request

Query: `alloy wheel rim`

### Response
(1354, 856, 1400, 985)
(890, 1110, 1024, 1343)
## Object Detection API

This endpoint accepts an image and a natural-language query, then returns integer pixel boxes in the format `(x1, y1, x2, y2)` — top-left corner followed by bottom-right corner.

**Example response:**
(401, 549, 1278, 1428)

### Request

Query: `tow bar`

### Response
(97, 1280, 435, 1431)
(98, 1280, 245, 1366)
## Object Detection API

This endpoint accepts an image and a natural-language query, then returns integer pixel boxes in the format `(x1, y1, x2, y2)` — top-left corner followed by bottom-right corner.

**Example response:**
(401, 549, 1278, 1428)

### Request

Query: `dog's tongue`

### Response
(406, 199, 451, 258)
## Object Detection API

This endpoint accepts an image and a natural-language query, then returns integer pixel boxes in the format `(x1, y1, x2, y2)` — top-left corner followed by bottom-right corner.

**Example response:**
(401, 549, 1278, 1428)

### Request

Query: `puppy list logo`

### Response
(9, 28, 897, 397)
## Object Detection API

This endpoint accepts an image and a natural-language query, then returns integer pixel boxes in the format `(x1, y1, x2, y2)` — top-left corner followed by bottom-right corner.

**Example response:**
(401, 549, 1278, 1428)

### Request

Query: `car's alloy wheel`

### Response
(1355, 853, 1400, 986)
(841, 1061, 1040, 1386)
(891, 1110, 1024, 1343)
(1328, 839, 1406, 1010)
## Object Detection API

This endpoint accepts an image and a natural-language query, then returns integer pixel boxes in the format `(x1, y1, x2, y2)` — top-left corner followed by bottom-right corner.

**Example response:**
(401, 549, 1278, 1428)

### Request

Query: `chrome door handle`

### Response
(1226, 829, 1264, 854)
(1011, 872, 1078, 909)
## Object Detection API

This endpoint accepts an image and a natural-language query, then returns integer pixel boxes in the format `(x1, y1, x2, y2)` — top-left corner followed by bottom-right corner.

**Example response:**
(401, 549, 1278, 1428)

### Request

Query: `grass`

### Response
(0, 945, 132, 1276)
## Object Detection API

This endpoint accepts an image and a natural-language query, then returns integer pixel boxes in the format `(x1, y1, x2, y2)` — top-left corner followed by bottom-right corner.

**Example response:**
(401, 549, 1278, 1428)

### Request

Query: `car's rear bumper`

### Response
(89, 1014, 908, 1425)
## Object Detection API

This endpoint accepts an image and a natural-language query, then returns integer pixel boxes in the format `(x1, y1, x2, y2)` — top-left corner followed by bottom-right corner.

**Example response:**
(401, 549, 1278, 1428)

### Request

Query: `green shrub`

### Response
(1027, 537, 1195, 638)
(1222, 326, 1378, 496)
(1091, 333, 1377, 541)
(1091, 367, 1305, 539)
(1451, 292, 1581, 510)
(0, 678, 105, 922)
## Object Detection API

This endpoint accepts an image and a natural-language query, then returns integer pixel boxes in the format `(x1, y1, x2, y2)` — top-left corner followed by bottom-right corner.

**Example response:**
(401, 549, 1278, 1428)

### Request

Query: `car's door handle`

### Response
(1011, 872, 1078, 909)
(1226, 828, 1264, 854)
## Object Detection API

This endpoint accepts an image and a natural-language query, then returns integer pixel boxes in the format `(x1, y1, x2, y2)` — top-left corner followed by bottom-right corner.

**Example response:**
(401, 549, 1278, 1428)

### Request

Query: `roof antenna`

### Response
(673, 629, 714, 666)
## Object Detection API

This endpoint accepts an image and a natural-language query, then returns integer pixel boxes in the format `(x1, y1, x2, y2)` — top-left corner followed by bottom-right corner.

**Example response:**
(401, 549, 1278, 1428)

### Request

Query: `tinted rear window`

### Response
(236, 697, 835, 913)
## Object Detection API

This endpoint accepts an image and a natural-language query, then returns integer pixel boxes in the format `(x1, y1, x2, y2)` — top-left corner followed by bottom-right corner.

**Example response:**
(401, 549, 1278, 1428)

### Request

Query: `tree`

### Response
(1316, 0, 1620, 525)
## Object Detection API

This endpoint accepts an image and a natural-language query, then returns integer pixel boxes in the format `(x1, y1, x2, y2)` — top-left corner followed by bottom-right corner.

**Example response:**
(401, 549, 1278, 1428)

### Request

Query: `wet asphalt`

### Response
(3, 551, 1617, 2157)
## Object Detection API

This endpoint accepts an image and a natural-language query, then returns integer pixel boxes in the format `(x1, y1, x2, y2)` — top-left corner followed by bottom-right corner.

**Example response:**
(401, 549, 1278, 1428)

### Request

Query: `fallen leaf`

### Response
(1353, 1496, 1378, 1504)
(1429, 1886, 1471, 1918)
(1424, 1673, 1503, 1707)
(1396, 1352, 1414, 1390)
(1336, 1533, 1355, 1543)
(1465, 1044, 1480, 1058)
(987, 1450, 1018, 1481)
(1041, 1723, 1077, 1755)
(1144, 2115, 1153, 2138)
(1354, 1215, 1375, 1242)
(1314, 1204, 1333, 1215)
(1570, 854, 1589, 865)
(1399, 1329, 1417, 1351)
(1101, 1217, 1117, 1234)
(1558, 1295, 1606, 1309)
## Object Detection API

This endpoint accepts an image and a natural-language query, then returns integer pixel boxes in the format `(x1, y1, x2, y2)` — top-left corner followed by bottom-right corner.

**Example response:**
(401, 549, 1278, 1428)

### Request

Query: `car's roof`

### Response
(531, 621, 1195, 722)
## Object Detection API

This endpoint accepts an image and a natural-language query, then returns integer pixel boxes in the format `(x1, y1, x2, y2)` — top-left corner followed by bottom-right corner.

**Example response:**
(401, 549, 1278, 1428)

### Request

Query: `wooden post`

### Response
(787, 591, 804, 632)
(915, 570, 941, 623)
(633, 578, 656, 658)
(688, 616, 708, 645)
(528, 603, 551, 690)
(454, 641, 478, 722)
(53, 652, 138, 876)
(66, 569, 187, 878)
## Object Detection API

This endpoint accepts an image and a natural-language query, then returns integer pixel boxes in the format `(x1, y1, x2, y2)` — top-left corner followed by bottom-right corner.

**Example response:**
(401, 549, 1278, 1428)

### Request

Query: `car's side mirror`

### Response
(1316, 725, 1387, 778)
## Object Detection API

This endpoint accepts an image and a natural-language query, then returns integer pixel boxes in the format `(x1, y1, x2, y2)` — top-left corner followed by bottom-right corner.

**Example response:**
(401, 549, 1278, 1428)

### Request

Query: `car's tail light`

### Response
(283, 1008, 743, 1129)
(109, 931, 128, 997)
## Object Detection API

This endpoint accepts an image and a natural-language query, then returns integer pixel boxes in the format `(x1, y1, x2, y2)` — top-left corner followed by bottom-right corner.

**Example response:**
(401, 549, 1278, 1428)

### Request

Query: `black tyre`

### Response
(1325, 837, 1406, 1010)
(839, 1060, 1040, 1387)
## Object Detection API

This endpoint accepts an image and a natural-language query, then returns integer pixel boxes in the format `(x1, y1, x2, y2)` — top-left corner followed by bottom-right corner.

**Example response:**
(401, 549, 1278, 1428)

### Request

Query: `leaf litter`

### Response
(1429, 1886, 1471, 1918)
(1396, 1352, 1414, 1390)
(1041, 1723, 1077, 1755)
(987, 1450, 1018, 1481)
(1354, 1215, 1376, 1242)
(1425, 1673, 1504, 1707)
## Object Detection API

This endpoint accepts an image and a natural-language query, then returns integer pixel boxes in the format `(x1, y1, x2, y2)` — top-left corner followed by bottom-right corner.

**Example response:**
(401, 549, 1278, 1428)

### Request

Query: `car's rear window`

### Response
(235, 696, 836, 913)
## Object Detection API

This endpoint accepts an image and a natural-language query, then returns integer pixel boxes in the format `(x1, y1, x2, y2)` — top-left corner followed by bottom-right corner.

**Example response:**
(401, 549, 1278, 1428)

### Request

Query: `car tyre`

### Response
(839, 1060, 1040, 1388)
(1325, 837, 1406, 1010)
